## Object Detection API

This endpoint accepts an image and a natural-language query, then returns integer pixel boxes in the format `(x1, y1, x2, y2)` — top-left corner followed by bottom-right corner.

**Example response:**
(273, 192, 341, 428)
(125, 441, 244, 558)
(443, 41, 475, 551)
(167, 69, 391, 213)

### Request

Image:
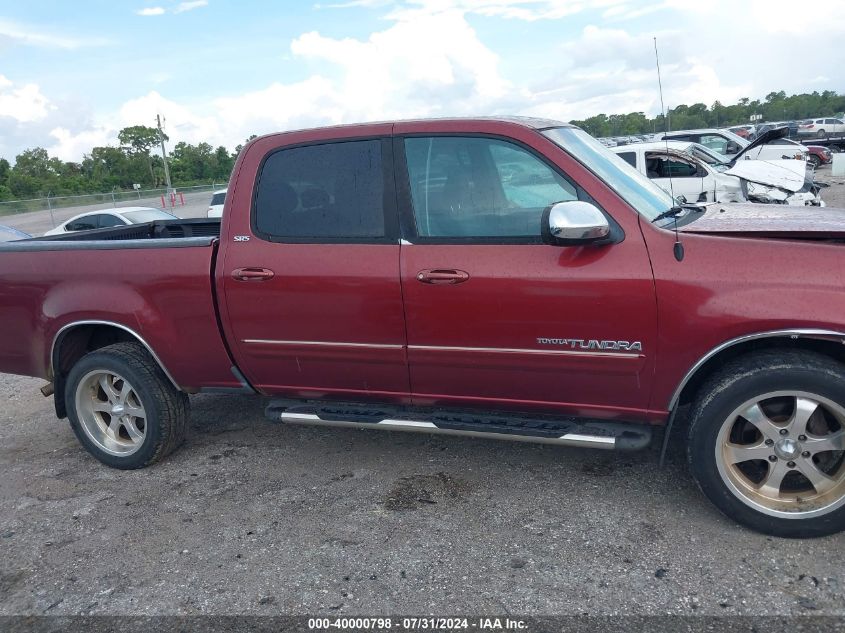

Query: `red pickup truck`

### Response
(2, 117, 844, 537)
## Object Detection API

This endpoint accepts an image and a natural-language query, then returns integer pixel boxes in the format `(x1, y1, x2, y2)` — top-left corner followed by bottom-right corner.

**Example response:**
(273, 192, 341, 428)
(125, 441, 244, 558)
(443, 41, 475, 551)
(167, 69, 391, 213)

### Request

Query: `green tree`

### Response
(118, 125, 167, 186)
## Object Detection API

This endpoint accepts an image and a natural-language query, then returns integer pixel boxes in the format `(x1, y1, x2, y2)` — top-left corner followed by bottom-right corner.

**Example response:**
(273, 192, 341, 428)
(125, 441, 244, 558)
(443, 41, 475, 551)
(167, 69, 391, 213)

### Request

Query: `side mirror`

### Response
(726, 141, 740, 154)
(542, 201, 610, 246)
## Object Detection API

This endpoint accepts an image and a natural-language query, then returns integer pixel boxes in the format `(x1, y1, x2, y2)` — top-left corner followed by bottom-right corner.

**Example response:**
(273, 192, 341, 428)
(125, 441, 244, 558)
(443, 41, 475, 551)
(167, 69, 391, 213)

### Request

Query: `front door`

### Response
(220, 135, 410, 402)
(395, 131, 658, 420)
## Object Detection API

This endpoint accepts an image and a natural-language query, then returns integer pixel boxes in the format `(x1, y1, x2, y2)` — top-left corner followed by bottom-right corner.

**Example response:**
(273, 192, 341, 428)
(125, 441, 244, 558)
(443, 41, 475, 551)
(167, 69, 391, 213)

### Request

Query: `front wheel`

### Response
(65, 342, 189, 469)
(688, 350, 845, 537)
(808, 154, 821, 168)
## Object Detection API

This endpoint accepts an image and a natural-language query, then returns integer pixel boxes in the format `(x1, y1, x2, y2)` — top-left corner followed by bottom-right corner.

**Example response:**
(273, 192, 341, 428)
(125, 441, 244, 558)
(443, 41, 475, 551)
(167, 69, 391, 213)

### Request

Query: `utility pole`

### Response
(156, 114, 173, 193)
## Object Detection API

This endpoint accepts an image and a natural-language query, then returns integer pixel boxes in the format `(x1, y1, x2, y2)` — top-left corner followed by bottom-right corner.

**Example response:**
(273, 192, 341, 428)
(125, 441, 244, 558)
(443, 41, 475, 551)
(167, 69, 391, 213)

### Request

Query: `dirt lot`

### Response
(1, 369, 844, 618)
(2, 171, 845, 619)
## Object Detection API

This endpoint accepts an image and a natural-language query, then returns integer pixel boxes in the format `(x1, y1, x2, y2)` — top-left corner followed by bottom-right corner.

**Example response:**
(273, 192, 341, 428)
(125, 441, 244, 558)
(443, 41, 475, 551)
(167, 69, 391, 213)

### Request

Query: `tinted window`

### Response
(404, 136, 578, 238)
(645, 153, 701, 178)
(255, 140, 385, 239)
(211, 192, 226, 205)
(616, 151, 637, 167)
(98, 214, 126, 228)
(66, 216, 99, 231)
(122, 209, 177, 223)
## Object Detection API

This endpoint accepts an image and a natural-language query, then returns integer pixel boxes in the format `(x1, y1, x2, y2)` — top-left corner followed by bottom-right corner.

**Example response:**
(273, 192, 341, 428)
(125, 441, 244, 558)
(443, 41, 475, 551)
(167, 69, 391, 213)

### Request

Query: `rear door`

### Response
(219, 130, 410, 402)
(394, 126, 658, 420)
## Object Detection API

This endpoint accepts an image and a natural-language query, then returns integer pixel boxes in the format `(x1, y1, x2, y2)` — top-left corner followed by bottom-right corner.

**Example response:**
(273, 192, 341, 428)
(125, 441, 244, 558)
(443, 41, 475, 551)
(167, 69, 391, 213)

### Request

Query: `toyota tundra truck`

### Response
(1, 117, 844, 538)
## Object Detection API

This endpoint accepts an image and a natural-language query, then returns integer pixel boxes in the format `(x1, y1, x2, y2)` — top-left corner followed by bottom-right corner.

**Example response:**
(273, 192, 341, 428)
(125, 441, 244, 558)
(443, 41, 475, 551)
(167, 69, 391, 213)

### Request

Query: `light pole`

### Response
(156, 114, 173, 194)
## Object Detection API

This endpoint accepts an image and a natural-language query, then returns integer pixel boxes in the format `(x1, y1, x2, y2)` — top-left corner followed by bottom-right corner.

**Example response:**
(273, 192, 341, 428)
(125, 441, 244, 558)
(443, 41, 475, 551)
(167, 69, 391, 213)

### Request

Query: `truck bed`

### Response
(5, 218, 221, 249)
(0, 217, 236, 391)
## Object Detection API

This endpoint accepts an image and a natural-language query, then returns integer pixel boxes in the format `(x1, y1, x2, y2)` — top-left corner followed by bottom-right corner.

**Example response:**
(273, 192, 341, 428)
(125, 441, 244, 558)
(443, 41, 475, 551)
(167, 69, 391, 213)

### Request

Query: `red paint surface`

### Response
(4, 117, 845, 426)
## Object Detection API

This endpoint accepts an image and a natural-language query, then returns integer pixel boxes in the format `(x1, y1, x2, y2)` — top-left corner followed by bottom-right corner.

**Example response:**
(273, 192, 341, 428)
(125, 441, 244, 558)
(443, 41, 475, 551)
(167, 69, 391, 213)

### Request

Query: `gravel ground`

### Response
(1, 372, 844, 617)
(2, 169, 845, 620)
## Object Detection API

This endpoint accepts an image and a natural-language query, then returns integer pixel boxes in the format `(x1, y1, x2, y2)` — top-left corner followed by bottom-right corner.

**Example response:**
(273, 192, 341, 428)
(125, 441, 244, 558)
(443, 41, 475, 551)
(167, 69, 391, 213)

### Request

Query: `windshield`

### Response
(688, 143, 730, 171)
(542, 127, 674, 221)
(122, 209, 178, 223)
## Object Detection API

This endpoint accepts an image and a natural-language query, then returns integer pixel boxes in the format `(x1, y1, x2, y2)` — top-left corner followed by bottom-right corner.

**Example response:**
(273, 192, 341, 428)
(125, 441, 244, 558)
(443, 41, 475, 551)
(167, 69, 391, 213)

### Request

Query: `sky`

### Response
(0, 0, 843, 162)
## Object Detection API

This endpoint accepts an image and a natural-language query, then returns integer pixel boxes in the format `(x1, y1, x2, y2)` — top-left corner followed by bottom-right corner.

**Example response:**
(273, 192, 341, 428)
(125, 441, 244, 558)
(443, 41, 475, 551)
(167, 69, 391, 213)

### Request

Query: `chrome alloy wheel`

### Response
(74, 370, 147, 456)
(716, 391, 845, 519)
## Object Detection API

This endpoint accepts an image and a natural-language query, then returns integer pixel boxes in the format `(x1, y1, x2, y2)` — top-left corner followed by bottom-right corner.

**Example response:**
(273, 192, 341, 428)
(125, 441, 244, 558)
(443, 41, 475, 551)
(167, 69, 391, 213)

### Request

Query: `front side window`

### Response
(67, 216, 99, 231)
(542, 127, 673, 221)
(645, 153, 702, 178)
(403, 136, 578, 238)
(255, 139, 385, 240)
(98, 214, 126, 228)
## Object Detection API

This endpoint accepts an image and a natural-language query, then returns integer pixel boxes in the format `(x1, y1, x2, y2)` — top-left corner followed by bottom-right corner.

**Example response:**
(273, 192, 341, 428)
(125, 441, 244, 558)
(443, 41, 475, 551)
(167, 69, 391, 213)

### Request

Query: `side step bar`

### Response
(265, 402, 652, 451)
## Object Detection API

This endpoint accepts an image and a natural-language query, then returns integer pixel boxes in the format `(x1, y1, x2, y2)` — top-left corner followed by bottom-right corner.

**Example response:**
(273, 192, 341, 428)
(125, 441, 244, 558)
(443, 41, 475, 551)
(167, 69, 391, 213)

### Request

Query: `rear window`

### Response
(211, 192, 226, 205)
(122, 209, 177, 223)
(254, 139, 385, 240)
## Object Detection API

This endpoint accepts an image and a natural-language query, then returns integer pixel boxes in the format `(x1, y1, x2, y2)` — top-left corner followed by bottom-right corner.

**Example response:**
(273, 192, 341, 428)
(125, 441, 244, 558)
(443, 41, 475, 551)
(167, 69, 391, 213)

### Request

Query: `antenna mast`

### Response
(653, 37, 684, 262)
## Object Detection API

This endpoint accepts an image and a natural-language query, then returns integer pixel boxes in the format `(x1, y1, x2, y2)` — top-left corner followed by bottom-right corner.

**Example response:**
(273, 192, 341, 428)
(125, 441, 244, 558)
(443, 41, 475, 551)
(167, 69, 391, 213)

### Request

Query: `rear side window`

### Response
(616, 151, 637, 168)
(254, 140, 385, 240)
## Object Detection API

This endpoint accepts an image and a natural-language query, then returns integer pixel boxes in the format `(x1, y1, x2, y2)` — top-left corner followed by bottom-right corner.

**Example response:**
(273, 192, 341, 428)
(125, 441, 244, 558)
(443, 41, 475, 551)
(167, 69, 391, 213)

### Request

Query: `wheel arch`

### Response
(51, 321, 180, 419)
(659, 329, 845, 465)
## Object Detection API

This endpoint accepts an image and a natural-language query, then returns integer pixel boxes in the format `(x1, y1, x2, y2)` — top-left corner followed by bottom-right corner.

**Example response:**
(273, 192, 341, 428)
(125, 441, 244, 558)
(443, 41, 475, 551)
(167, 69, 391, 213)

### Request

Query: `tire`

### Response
(688, 349, 845, 538)
(64, 342, 189, 469)
(808, 154, 821, 168)
(817, 129, 827, 138)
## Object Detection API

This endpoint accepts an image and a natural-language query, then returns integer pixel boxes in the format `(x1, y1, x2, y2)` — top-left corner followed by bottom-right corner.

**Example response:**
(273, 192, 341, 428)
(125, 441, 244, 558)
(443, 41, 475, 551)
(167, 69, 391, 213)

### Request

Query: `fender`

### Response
(659, 328, 845, 466)
(51, 319, 180, 389)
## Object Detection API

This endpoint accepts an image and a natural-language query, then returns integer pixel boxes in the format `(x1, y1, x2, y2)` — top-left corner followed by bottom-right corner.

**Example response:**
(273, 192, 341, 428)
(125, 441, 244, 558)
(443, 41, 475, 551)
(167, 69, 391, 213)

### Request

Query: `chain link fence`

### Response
(0, 183, 225, 217)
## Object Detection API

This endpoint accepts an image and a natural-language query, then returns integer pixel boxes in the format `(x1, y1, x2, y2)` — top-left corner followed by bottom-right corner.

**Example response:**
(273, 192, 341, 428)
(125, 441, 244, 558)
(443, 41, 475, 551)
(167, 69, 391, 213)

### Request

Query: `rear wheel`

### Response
(817, 129, 827, 138)
(688, 350, 845, 537)
(65, 342, 189, 469)
(808, 154, 821, 168)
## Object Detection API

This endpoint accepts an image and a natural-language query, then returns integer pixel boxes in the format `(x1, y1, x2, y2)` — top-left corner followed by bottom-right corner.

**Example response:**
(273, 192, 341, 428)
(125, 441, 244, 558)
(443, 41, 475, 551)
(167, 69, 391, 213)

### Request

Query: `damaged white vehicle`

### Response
(612, 139, 824, 206)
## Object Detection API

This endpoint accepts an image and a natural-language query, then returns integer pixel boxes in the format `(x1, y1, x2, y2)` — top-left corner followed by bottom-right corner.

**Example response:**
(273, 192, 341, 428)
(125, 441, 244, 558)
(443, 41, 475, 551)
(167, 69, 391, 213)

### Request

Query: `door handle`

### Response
(232, 267, 275, 281)
(416, 269, 470, 285)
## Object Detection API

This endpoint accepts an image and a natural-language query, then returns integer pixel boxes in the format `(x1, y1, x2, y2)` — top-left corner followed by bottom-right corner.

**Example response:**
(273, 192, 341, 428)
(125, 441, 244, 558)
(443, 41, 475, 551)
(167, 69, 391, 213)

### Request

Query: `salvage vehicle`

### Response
(207, 188, 227, 218)
(799, 118, 845, 139)
(656, 127, 808, 162)
(805, 145, 833, 168)
(611, 141, 823, 205)
(44, 207, 179, 236)
(1, 117, 845, 538)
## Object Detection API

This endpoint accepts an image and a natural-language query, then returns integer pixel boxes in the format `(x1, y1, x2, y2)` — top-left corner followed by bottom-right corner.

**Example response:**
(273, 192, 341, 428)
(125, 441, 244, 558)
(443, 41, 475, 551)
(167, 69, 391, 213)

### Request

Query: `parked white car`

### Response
(611, 141, 823, 206)
(655, 128, 807, 162)
(798, 117, 845, 138)
(43, 207, 178, 236)
(207, 189, 227, 218)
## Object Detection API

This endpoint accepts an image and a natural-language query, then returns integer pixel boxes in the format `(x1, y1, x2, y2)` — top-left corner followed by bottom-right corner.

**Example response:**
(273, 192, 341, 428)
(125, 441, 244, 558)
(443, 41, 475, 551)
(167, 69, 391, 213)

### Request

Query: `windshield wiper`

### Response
(651, 204, 706, 224)
(651, 206, 684, 223)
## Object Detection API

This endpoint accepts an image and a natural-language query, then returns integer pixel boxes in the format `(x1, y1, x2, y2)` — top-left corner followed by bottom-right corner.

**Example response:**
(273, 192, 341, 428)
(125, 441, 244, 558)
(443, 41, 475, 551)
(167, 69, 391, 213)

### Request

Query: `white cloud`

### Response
(48, 127, 114, 162)
(174, 0, 208, 13)
(136, 7, 166, 16)
(0, 18, 110, 49)
(0, 75, 52, 123)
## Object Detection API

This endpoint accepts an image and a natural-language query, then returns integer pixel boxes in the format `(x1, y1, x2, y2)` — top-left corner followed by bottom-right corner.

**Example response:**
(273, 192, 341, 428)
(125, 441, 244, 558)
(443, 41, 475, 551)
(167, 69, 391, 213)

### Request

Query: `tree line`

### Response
(1, 89, 843, 201)
(571, 90, 845, 138)
(0, 125, 257, 202)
